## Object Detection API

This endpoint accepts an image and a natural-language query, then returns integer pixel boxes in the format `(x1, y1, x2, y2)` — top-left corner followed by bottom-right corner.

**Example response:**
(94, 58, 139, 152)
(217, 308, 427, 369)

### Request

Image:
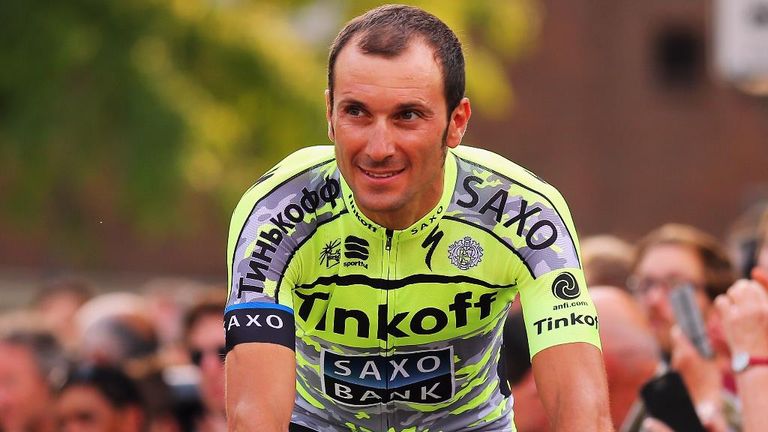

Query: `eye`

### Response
(398, 110, 421, 120)
(344, 105, 364, 117)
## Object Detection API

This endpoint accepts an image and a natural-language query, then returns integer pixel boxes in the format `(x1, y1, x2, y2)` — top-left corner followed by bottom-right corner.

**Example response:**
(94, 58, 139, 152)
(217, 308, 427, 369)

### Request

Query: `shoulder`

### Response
(448, 145, 581, 278)
(451, 145, 561, 201)
(242, 146, 336, 197)
(231, 146, 337, 220)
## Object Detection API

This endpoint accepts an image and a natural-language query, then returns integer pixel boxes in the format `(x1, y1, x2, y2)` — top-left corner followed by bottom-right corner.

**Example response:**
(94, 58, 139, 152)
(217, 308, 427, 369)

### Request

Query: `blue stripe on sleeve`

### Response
(225, 302, 294, 314)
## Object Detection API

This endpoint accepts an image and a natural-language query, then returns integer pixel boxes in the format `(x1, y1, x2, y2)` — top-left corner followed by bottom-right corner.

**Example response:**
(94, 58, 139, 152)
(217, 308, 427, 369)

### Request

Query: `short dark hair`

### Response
(182, 291, 226, 343)
(327, 4, 465, 118)
(61, 365, 144, 409)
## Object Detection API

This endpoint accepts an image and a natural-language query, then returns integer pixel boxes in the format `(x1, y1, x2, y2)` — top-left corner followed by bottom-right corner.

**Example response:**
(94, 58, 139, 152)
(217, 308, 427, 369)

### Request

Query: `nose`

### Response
(645, 287, 675, 321)
(365, 120, 396, 162)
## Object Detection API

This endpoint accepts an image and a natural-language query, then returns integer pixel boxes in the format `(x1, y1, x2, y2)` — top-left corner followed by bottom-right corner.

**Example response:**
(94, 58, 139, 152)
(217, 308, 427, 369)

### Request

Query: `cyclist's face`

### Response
(631, 244, 711, 352)
(327, 38, 470, 229)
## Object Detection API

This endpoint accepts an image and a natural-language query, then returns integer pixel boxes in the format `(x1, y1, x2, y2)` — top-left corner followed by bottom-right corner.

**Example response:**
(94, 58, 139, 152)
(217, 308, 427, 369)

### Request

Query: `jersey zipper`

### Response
(384, 228, 394, 431)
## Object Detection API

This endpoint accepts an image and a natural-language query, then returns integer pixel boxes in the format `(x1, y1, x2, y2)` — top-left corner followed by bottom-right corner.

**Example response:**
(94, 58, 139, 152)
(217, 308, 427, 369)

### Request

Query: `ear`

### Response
(445, 97, 471, 149)
(325, 89, 335, 142)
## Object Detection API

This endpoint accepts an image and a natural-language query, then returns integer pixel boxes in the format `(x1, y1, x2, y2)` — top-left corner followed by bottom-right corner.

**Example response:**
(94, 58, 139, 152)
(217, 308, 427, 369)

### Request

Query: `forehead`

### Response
(637, 244, 704, 277)
(333, 37, 443, 102)
(188, 314, 224, 345)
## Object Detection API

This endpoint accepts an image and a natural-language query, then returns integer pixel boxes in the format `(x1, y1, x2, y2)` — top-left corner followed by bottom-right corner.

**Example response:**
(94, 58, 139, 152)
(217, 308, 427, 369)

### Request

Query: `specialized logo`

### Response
(448, 237, 483, 270)
(320, 239, 341, 269)
(552, 272, 580, 301)
(321, 347, 454, 406)
(421, 226, 444, 270)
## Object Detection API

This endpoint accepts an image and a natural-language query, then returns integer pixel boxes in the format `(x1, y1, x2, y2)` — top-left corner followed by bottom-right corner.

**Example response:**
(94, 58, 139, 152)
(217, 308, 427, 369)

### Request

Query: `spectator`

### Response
(142, 278, 209, 367)
(56, 365, 146, 432)
(715, 279, 768, 432)
(581, 234, 635, 289)
(589, 286, 660, 430)
(182, 293, 227, 432)
(0, 329, 67, 432)
(752, 209, 768, 286)
(30, 276, 94, 353)
(629, 224, 738, 430)
(75, 292, 181, 432)
(628, 223, 735, 357)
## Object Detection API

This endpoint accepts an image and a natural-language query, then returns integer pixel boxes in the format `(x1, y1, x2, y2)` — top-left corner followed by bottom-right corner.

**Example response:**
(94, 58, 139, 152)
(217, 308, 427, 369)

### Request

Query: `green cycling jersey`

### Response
(226, 145, 601, 432)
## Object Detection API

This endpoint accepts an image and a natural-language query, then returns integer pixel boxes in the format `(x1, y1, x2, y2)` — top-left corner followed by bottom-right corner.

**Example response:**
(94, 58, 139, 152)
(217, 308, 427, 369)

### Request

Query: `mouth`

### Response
(360, 168, 405, 179)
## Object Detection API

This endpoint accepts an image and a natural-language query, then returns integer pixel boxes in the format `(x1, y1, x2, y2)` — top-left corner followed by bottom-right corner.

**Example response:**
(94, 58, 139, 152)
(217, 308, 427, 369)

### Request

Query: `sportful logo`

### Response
(344, 236, 369, 260)
(448, 237, 483, 270)
(320, 239, 341, 269)
(321, 347, 454, 406)
(343, 235, 369, 269)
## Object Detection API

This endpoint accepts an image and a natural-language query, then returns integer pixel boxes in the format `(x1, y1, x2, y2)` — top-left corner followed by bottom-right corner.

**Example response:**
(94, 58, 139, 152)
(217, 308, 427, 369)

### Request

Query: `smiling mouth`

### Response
(361, 168, 404, 179)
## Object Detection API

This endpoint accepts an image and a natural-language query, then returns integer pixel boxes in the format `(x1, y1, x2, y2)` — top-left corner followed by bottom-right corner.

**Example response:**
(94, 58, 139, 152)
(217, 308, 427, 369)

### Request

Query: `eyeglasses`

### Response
(626, 276, 705, 297)
(189, 346, 227, 367)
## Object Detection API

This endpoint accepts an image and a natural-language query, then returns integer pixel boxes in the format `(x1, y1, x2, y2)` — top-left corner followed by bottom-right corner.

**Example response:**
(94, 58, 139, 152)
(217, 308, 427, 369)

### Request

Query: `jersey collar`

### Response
(338, 151, 458, 242)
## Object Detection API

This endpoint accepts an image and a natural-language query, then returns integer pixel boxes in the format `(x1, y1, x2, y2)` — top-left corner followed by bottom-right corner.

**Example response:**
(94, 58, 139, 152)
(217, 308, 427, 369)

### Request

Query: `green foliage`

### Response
(0, 0, 539, 252)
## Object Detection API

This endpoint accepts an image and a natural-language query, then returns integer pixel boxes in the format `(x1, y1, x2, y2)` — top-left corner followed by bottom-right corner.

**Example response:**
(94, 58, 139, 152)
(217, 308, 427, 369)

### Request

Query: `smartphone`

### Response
(668, 282, 714, 359)
(640, 371, 706, 432)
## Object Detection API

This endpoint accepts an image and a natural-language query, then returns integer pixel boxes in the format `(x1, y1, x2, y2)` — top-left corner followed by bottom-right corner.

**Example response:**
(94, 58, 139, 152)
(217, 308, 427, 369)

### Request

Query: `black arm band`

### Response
(224, 306, 295, 352)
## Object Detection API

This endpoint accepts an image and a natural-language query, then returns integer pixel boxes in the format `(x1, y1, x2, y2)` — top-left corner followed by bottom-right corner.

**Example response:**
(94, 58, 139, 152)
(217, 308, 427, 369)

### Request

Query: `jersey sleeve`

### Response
(514, 185, 601, 358)
(225, 146, 339, 353)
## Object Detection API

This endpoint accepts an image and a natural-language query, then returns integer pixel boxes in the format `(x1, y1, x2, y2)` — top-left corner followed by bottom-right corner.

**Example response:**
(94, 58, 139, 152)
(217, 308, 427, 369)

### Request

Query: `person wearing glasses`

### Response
(629, 223, 735, 356)
(183, 294, 227, 432)
(628, 223, 738, 431)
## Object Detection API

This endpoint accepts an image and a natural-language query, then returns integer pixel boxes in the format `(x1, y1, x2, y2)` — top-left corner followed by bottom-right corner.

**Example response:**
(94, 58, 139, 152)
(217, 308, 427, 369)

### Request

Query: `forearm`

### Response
(548, 387, 613, 432)
(228, 399, 291, 432)
(533, 343, 614, 432)
(735, 368, 768, 432)
(226, 343, 297, 432)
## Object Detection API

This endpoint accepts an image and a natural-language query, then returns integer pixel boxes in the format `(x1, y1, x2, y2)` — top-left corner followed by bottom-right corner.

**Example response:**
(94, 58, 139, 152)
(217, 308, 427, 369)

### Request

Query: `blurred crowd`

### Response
(0, 279, 227, 432)
(507, 205, 768, 432)
(1, 206, 768, 432)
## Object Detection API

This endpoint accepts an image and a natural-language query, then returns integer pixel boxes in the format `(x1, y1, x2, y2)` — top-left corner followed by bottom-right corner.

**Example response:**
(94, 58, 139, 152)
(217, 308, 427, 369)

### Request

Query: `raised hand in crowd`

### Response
(715, 279, 768, 432)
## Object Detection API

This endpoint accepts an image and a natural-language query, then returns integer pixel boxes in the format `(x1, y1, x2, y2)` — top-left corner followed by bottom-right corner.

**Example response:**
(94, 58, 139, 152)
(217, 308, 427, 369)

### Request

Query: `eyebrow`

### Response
(394, 102, 434, 116)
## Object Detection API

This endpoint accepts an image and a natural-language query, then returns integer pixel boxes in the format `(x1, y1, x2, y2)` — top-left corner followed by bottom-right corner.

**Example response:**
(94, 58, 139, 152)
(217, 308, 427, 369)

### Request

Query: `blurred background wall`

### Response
(1, 0, 766, 306)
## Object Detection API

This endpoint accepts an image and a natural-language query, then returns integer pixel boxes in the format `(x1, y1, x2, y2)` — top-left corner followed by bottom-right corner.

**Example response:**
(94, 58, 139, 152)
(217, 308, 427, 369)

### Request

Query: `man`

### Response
(0, 329, 66, 432)
(183, 293, 227, 432)
(56, 365, 146, 432)
(225, 5, 610, 431)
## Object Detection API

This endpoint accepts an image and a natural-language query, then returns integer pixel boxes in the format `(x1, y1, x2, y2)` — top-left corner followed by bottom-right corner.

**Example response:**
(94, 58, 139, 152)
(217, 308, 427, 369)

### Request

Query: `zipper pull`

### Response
(385, 229, 393, 251)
